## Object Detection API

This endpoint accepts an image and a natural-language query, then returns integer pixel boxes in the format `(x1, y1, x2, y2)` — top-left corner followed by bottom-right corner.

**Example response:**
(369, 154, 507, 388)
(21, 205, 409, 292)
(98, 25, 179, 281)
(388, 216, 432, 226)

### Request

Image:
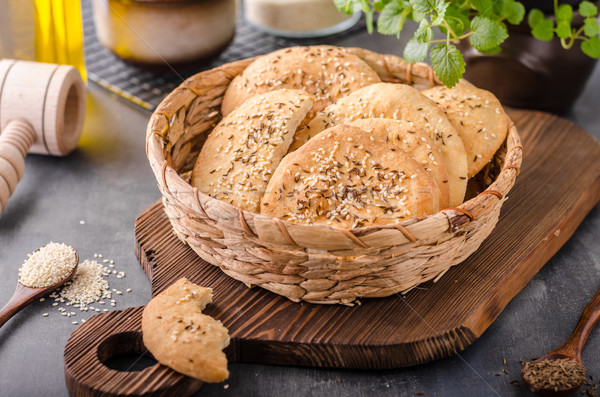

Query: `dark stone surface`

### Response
(0, 24, 598, 397)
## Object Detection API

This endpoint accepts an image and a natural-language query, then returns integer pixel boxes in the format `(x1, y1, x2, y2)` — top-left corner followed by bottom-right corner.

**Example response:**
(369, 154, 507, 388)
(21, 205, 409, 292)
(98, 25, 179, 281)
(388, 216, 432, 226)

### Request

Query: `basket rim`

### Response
(145, 46, 523, 250)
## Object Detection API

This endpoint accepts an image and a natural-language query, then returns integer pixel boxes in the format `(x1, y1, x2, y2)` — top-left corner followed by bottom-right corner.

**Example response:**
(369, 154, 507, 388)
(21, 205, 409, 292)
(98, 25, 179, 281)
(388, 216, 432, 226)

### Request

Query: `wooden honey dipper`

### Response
(0, 59, 85, 215)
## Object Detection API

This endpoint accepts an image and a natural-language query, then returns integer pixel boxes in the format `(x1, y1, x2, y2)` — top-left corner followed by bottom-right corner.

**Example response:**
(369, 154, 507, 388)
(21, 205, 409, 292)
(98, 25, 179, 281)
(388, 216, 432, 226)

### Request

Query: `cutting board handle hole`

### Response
(97, 331, 158, 372)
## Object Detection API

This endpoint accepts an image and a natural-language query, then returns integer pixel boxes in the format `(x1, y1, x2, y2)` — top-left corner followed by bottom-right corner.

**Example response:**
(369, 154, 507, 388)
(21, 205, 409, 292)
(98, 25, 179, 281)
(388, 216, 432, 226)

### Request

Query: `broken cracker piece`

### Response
(142, 278, 230, 383)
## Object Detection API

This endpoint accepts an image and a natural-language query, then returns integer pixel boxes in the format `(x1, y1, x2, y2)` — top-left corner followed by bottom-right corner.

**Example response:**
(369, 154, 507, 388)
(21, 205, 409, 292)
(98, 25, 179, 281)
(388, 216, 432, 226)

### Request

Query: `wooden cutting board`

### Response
(64, 110, 600, 396)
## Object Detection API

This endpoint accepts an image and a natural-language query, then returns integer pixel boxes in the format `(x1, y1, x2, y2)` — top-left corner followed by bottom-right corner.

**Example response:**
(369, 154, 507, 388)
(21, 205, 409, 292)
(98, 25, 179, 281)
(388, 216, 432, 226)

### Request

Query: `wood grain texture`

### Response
(64, 307, 204, 397)
(520, 288, 600, 394)
(0, 59, 85, 215)
(0, 283, 57, 328)
(64, 109, 600, 396)
(0, 119, 36, 215)
(135, 109, 600, 368)
(0, 59, 85, 156)
(547, 287, 600, 364)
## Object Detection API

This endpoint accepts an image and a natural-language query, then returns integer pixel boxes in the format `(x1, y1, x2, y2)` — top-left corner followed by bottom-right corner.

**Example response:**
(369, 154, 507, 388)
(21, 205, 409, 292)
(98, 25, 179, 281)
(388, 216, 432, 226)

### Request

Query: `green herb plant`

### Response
(334, 0, 600, 87)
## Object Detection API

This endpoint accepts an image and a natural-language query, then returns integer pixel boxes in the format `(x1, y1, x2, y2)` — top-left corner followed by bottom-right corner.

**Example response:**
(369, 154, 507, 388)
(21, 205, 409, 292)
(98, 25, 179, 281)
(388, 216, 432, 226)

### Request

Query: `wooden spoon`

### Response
(522, 287, 600, 396)
(0, 250, 79, 328)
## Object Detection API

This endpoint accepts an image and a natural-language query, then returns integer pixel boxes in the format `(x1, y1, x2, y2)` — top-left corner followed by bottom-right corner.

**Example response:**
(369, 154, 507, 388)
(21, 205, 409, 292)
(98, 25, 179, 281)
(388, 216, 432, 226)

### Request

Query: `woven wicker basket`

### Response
(146, 47, 523, 305)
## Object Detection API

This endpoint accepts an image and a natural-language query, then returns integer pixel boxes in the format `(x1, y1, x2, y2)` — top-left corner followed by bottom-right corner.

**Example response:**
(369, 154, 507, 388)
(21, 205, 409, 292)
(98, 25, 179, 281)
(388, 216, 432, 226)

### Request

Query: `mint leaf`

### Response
(470, 16, 508, 51)
(430, 43, 465, 87)
(531, 18, 554, 41)
(431, 0, 448, 25)
(506, 0, 525, 25)
(374, 0, 392, 11)
(470, 0, 495, 17)
(493, 0, 512, 20)
(403, 39, 429, 62)
(584, 18, 600, 37)
(409, 0, 436, 13)
(491, 0, 524, 21)
(333, 0, 358, 14)
(528, 9, 544, 28)
(410, 7, 427, 22)
(582, 36, 600, 58)
(409, 0, 448, 25)
(556, 20, 571, 39)
(440, 4, 470, 36)
(414, 19, 433, 43)
(333, 0, 349, 13)
(556, 4, 573, 22)
(579, 1, 598, 17)
(478, 45, 502, 54)
(378, 2, 407, 36)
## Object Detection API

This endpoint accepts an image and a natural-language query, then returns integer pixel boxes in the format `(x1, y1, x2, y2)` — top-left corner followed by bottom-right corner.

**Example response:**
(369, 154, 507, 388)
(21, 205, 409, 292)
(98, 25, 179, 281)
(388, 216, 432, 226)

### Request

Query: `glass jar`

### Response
(244, 0, 360, 38)
(91, 0, 236, 70)
(0, 0, 86, 80)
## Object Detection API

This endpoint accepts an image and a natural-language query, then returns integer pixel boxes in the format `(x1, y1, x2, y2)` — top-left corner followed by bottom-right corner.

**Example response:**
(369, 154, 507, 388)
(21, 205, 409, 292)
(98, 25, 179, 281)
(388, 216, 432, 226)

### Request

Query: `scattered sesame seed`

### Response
(60, 260, 109, 306)
(18, 243, 77, 288)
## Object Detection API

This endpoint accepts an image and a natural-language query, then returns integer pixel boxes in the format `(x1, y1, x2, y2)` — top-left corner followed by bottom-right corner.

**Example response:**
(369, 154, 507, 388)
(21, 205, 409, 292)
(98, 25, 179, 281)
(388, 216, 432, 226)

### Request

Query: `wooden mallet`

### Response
(0, 59, 85, 215)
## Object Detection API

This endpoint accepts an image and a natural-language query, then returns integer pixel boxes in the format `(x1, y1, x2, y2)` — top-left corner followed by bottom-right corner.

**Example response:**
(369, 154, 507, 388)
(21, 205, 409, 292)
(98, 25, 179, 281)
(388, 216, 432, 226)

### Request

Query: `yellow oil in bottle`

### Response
(34, 0, 86, 81)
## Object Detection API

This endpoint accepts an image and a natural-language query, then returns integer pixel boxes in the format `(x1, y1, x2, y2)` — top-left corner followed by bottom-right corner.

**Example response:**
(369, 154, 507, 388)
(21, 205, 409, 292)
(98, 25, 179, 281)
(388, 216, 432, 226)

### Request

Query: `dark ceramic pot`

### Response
(459, 5, 598, 114)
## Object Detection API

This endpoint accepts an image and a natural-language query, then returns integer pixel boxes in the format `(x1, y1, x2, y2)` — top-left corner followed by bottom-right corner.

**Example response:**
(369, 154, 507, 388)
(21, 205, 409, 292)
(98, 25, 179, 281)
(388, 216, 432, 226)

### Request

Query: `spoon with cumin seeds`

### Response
(522, 288, 600, 396)
(0, 243, 79, 328)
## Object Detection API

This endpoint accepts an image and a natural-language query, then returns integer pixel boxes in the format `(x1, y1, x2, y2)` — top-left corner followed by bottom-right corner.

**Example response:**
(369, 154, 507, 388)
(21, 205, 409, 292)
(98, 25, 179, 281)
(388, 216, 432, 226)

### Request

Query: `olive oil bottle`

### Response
(34, 0, 86, 81)
(0, 0, 86, 81)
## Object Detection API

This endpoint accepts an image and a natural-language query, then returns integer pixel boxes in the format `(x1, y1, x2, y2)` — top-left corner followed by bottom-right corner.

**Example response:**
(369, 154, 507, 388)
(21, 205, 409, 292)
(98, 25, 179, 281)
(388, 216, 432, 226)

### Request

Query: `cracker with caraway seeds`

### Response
(293, 83, 468, 207)
(347, 118, 450, 210)
(221, 45, 380, 123)
(142, 278, 230, 383)
(422, 80, 508, 178)
(262, 124, 439, 228)
(192, 89, 313, 212)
